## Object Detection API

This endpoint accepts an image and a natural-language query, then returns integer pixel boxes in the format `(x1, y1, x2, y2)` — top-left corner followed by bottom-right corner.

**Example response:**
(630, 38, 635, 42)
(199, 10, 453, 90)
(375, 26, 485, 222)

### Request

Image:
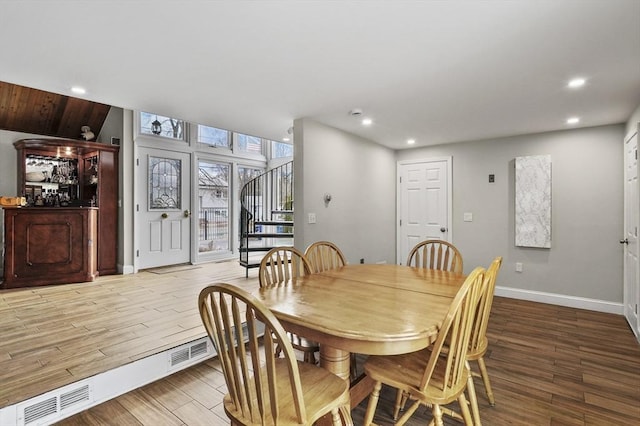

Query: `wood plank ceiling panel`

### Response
(0, 81, 111, 140)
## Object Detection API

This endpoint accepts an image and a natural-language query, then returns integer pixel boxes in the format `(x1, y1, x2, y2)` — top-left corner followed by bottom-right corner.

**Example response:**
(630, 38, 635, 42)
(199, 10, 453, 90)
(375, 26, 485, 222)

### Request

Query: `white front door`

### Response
(623, 130, 640, 340)
(397, 158, 452, 265)
(137, 148, 191, 269)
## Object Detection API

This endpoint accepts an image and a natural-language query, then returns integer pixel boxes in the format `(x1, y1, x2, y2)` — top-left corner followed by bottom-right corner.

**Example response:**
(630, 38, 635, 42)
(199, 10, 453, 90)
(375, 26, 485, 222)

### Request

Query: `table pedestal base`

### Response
(320, 345, 351, 381)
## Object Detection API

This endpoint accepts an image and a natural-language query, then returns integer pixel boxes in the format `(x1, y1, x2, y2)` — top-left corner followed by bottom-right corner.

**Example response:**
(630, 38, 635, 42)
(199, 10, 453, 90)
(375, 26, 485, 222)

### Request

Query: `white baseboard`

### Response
(495, 285, 623, 315)
(120, 264, 135, 275)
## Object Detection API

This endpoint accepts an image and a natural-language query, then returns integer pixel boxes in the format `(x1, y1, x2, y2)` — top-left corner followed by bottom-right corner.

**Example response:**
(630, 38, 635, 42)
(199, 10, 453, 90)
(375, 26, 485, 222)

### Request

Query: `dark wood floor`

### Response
(55, 277, 640, 424)
(3, 260, 639, 425)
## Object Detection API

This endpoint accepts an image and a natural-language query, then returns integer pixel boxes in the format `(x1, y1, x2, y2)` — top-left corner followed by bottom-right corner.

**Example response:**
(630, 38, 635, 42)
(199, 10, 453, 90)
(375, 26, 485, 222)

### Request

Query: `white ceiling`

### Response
(1, 0, 638, 150)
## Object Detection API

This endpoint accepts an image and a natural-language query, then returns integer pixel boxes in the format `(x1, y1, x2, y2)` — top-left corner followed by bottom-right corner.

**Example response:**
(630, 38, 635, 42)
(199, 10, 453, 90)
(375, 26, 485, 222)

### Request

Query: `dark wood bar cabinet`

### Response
(2, 138, 119, 288)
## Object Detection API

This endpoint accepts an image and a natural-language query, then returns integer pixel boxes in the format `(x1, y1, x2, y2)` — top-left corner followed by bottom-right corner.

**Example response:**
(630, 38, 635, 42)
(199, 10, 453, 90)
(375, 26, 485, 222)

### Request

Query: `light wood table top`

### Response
(255, 263, 465, 385)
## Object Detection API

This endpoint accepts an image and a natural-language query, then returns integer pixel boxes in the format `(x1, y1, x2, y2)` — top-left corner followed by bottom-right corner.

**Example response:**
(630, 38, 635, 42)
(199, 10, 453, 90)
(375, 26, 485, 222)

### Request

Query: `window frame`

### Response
(138, 111, 189, 144)
(196, 124, 232, 152)
(233, 132, 266, 160)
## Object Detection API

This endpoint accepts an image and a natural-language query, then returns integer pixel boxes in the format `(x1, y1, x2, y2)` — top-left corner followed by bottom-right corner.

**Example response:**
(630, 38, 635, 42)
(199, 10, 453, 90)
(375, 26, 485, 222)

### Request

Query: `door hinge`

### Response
(399, 176, 402, 183)
(136, 249, 139, 257)
(136, 204, 139, 212)
(399, 219, 402, 226)
(136, 158, 140, 166)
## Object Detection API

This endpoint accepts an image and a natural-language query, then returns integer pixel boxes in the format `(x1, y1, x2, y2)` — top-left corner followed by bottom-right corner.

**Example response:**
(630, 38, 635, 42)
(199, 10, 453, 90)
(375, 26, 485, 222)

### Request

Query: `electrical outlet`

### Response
(308, 213, 316, 224)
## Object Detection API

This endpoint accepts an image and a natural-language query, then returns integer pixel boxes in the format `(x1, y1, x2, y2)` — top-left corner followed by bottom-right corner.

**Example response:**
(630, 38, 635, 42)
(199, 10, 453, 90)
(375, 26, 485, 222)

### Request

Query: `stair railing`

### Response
(239, 161, 293, 269)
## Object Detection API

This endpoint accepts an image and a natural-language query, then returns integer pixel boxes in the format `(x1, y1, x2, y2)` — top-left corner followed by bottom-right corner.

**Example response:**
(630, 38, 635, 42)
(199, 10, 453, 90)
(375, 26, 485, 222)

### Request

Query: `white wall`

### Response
(293, 118, 396, 265)
(96, 106, 123, 145)
(397, 124, 625, 304)
(627, 103, 640, 138)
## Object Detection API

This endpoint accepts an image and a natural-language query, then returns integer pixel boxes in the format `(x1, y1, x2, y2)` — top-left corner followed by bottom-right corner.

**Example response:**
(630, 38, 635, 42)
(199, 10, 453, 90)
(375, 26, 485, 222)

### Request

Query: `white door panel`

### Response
(137, 148, 191, 269)
(623, 130, 640, 340)
(398, 158, 452, 265)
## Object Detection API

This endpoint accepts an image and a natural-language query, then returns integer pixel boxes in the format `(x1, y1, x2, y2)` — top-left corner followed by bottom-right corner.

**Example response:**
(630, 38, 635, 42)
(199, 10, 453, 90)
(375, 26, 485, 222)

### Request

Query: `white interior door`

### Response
(137, 148, 191, 269)
(623, 130, 640, 340)
(397, 158, 452, 265)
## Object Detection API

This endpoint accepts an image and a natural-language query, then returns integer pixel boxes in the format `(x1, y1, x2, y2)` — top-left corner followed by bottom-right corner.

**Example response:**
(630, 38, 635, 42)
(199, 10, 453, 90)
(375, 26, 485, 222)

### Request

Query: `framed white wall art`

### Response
(515, 155, 551, 248)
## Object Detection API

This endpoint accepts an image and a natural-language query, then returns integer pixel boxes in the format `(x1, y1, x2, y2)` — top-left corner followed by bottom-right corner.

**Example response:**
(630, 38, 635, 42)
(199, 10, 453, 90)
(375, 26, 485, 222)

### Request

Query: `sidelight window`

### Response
(198, 161, 230, 253)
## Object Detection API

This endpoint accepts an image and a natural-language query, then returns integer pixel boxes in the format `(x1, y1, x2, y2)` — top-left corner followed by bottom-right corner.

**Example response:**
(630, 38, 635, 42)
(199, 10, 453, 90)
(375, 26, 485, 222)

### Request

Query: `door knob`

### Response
(161, 213, 168, 219)
(440, 227, 447, 233)
(184, 209, 191, 218)
(620, 238, 629, 244)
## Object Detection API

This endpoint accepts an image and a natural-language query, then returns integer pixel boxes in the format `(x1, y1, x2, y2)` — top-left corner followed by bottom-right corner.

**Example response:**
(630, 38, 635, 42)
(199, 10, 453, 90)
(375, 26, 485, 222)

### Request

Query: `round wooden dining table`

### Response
(254, 263, 465, 406)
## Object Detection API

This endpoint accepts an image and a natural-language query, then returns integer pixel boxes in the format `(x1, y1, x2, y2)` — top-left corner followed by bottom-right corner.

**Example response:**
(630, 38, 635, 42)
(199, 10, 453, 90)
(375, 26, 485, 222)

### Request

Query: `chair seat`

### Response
(365, 348, 470, 406)
(224, 358, 350, 425)
(466, 335, 488, 360)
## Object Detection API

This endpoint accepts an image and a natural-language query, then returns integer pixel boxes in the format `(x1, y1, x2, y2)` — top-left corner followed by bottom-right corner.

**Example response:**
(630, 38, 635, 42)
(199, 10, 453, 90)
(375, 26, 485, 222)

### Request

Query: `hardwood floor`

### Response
(0, 260, 259, 410)
(2, 261, 639, 425)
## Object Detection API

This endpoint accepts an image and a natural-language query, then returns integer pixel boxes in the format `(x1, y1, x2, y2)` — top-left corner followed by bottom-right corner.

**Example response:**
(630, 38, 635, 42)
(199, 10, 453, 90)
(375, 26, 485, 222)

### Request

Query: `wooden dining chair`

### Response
(465, 256, 503, 425)
(363, 267, 486, 426)
(304, 241, 347, 273)
(259, 246, 313, 287)
(198, 283, 352, 425)
(406, 239, 463, 274)
(392, 257, 503, 425)
(259, 247, 319, 364)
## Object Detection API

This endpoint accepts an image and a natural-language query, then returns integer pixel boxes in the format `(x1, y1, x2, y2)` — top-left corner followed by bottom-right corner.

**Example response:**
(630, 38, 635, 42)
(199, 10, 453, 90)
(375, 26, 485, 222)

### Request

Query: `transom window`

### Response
(198, 125, 230, 148)
(236, 133, 263, 154)
(271, 140, 293, 158)
(140, 112, 185, 140)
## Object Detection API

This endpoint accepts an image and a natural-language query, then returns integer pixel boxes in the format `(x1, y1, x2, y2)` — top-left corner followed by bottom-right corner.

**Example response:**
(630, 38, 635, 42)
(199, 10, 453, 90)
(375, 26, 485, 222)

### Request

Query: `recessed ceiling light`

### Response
(566, 117, 580, 124)
(362, 118, 372, 126)
(282, 137, 290, 142)
(71, 86, 86, 95)
(567, 78, 586, 89)
(407, 139, 416, 145)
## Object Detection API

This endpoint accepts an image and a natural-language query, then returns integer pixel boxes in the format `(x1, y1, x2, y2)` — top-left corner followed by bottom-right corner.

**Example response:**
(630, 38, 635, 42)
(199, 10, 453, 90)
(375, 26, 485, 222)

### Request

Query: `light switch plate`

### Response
(308, 213, 316, 224)
(463, 212, 473, 222)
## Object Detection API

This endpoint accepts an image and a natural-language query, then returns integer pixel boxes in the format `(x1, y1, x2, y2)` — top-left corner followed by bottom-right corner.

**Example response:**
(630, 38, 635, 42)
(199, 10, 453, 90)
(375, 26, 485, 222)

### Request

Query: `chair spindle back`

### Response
(406, 239, 463, 274)
(419, 267, 485, 396)
(198, 283, 307, 424)
(259, 247, 312, 288)
(305, 241, 347, 273)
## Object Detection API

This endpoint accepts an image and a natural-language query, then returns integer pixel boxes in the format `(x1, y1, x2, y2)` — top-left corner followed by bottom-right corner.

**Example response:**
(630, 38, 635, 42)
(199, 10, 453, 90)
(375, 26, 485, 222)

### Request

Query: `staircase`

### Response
(239, 161, 294, 276)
